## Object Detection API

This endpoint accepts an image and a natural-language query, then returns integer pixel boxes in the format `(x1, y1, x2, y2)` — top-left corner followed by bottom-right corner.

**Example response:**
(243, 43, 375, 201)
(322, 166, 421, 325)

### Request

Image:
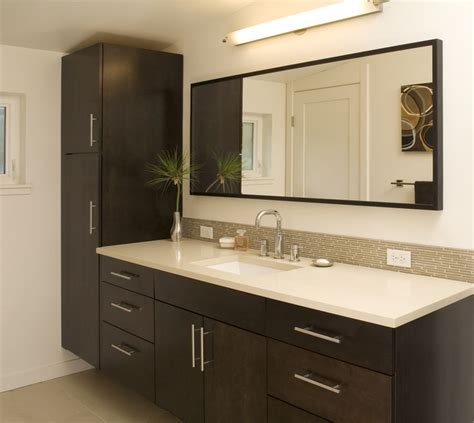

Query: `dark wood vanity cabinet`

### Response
(155, 271, 267, 423)
(61, 44, 182, 367)
(96, 257, 472, 423)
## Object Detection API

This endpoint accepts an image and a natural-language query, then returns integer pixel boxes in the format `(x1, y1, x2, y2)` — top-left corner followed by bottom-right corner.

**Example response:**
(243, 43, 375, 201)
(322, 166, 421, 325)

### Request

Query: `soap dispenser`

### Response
(235, 229, 249, 251)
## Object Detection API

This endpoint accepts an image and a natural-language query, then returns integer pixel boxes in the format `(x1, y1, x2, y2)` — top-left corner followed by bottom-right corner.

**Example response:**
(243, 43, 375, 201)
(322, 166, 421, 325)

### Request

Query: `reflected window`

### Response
(242, 114, 263, 178)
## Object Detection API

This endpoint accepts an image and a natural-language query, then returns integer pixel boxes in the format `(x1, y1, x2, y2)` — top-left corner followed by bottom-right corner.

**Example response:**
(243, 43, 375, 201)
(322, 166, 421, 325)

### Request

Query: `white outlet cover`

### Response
(200, 225, 214, 239)
(387, 248, 411, 268)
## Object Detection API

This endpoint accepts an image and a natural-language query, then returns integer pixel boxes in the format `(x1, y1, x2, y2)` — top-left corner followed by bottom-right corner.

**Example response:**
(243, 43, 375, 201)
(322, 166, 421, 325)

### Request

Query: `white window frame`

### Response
(242, 113, 263, 179)
(0, 93, 30, 195)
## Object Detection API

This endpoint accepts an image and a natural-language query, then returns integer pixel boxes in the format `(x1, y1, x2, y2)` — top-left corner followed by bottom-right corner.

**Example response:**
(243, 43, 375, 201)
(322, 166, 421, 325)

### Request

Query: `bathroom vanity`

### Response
(95, 239, 473, 423)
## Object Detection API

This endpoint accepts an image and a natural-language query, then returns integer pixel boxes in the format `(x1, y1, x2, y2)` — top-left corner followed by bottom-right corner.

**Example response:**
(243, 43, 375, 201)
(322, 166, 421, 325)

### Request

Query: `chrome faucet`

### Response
(255, 209, 284, 259)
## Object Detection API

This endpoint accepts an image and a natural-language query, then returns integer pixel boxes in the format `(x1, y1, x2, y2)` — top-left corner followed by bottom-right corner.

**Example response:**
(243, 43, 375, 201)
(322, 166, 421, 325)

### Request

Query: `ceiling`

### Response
(0, 0, 256, 53)
(0, 0, 336, 53)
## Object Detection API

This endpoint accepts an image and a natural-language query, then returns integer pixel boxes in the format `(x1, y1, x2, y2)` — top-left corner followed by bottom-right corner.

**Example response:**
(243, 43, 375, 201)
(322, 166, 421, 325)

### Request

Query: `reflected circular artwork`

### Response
(401, 83, 434, 151)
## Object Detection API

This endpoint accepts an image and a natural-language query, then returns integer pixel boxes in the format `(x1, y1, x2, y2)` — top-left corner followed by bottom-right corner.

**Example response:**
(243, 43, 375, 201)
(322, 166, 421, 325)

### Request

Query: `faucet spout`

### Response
(255, 209, 284, 259)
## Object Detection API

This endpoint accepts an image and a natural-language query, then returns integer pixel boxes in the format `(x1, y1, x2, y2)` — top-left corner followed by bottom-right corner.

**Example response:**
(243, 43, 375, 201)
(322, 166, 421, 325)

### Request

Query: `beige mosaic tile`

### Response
(182, 217, 474, 283)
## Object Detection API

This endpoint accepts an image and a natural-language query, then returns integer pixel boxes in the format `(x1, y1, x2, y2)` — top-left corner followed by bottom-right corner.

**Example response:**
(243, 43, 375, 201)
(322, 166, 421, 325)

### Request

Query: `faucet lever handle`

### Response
(259, 239, 269, 257)
(290, 244, 301, 262)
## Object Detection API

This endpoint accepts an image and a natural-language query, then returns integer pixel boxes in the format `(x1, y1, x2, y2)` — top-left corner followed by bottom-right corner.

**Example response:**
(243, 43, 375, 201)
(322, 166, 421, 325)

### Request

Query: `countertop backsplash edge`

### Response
(182, 217, 474, 283)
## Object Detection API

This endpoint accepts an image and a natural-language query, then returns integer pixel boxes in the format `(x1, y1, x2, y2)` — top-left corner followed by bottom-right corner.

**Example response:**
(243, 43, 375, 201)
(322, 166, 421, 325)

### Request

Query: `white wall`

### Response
(0, 45, 91, 392)
(169, 0, 474, 249)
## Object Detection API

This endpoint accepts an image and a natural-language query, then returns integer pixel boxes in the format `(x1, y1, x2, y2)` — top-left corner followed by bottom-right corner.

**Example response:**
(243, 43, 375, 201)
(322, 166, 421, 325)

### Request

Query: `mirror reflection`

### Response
(241, 46, 434, 204)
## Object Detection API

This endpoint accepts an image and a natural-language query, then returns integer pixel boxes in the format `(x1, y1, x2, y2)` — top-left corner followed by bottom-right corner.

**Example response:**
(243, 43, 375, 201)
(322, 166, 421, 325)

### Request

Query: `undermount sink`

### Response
(192, 255, 300, 277)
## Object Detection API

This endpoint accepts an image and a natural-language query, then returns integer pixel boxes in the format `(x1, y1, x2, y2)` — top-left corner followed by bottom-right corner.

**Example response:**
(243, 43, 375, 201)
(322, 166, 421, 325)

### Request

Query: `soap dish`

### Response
(219, 236, 235, 249)
(312, 258, 334, 267)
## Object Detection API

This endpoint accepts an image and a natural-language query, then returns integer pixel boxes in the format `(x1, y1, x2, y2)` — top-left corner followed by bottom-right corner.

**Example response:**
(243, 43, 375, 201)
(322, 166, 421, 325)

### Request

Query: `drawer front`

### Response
(100, 322, 155, 401)
(101, 282, 154, 342)
(154, 270, 265, 334)
(268, 397, 330, 423)
(100, 256, 154, 297)
(266, 300, 393, 374)
(268, 339, 392, 423)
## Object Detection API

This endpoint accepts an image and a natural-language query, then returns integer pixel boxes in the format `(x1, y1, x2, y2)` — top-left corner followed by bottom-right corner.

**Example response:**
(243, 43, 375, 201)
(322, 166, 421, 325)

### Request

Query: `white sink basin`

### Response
(192, 255, 300, 277)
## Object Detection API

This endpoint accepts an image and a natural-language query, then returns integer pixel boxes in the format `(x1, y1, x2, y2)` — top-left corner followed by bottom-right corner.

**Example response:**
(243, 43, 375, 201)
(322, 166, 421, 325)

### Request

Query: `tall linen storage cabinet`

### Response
(61, 43, 183, 366)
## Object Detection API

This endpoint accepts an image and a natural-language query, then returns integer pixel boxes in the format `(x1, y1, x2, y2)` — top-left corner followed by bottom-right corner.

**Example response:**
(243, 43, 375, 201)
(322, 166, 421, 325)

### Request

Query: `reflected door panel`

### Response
(292, 84, 360, 200)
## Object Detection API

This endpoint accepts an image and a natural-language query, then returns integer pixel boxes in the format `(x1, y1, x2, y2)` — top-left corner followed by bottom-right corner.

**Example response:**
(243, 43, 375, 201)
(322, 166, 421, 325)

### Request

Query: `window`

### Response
(0, 93, 29, 194)
(242, 114, 263, 178)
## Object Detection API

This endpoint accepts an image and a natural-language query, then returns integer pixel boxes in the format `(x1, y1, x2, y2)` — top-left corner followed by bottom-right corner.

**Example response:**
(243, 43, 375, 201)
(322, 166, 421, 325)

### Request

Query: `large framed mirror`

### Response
(191, 39, 442, 210)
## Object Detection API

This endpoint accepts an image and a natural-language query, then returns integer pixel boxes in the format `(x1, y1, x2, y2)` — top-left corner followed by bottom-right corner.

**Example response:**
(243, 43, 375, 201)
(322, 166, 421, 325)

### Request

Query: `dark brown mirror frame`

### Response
(190, 39, 443, 210)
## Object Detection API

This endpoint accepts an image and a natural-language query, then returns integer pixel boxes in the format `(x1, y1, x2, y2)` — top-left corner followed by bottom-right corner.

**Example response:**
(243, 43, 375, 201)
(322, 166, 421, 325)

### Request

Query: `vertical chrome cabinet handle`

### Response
(111, 343, 136, 357)
(110, 271, 132, 281)
(89, 201, 97, 235)
(200, 327, 213, 372)
(90, 113, 97, 147)
(294, 326, 342, 344)
(294, 373, 342, 394)
(191, 324, 196, 368)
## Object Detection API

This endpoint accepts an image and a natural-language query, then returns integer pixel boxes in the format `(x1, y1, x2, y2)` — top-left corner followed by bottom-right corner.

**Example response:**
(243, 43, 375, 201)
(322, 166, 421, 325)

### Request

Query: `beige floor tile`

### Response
(1, 370, 179, 423)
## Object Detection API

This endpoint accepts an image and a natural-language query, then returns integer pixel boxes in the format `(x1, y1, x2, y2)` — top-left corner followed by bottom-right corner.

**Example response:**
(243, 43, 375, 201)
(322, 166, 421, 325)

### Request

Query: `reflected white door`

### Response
(292, 84, 360, 200)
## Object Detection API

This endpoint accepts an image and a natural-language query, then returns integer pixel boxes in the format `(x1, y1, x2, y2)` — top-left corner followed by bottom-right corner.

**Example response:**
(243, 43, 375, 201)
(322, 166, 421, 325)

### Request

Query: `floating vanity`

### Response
(96, 239, 473, 423)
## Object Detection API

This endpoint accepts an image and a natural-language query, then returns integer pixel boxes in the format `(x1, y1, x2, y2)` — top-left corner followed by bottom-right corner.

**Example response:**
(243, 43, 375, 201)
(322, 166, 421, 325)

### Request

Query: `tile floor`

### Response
(0, 370, 180, 423)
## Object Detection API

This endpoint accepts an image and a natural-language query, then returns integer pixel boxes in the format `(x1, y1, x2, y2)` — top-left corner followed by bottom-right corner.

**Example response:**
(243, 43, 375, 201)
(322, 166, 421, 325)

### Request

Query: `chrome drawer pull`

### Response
(294, 326, 342, 344)
(110, 302, 139, 313)
(111, 343, 136, 357)
(110, 271, 132, 280)
(294, 372, 342, 394)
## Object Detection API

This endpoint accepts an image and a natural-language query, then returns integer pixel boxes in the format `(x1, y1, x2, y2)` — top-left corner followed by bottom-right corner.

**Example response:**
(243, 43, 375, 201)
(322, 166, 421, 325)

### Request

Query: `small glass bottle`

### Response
(234, 229, 249, 251)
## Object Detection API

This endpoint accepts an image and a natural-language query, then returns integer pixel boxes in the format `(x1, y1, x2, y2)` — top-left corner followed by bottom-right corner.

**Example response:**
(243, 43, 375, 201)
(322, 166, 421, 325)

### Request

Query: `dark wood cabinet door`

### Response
(204, 318, 267, 423)
(155, 301, 204, 423)
(191, 79, 242, 195)
(61, 154, 100, 366)
(61, 44, 102, 154)
(101, 44, 183, 245)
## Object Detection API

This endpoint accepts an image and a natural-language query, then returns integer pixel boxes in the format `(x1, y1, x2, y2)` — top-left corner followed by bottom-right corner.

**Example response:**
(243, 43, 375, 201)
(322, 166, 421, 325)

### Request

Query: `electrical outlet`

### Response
(200, 225, 214, 239)
(387, 248, 412, 268)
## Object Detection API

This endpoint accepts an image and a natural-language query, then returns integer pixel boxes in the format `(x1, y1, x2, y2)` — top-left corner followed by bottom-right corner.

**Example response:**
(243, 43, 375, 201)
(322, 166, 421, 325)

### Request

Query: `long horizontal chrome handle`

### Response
(294, 372, 342, 394)
(110, 302, 139, 313)
(111, 343, 136, 357)
(294, 326, 342, 344)
(110, 271, 132, 280)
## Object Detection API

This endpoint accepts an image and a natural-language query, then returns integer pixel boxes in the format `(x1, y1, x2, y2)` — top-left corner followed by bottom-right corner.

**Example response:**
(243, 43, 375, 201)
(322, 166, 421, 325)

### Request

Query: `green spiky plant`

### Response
(146, 149, 199, 212)
(205, 151, 242, 193)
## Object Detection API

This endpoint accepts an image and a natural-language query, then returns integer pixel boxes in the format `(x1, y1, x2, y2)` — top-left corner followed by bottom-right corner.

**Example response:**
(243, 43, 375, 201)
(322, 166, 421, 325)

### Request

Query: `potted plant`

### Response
(146, 149, 198, 241)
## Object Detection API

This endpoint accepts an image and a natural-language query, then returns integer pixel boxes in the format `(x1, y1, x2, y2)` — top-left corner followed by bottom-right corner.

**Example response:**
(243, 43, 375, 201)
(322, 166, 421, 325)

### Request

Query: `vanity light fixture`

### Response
(223, 0, 389, 46)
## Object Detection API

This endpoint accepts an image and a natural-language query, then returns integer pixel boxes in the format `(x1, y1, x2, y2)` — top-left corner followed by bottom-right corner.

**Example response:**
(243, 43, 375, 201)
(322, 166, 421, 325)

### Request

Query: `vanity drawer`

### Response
(100, 256, 154, 297)
(268, 397, 330, 423)
(100, 322, 155, 401)
(100, 282, 154, 342)
(268, 339, 392, 423)
(266, 300, 393, 374)
(154, 270, 265, 334)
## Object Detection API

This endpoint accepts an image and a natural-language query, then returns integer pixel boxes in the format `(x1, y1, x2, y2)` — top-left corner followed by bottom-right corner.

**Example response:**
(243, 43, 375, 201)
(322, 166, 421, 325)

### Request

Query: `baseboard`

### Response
(0, 358, 94, 393)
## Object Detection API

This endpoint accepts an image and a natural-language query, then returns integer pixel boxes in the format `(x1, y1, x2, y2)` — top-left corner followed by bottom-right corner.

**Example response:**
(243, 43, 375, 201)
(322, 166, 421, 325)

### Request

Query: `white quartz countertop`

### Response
(97, 239, 473, 328)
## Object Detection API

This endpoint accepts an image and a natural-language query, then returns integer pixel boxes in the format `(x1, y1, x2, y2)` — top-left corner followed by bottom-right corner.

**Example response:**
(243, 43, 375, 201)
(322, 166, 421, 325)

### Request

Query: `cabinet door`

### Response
(61, 154, 100, 366)
(204, 318, 267, 423)
(101, 44, 183, 245)
(155, 301, 204, 423)
(61, 44, 102, 154)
